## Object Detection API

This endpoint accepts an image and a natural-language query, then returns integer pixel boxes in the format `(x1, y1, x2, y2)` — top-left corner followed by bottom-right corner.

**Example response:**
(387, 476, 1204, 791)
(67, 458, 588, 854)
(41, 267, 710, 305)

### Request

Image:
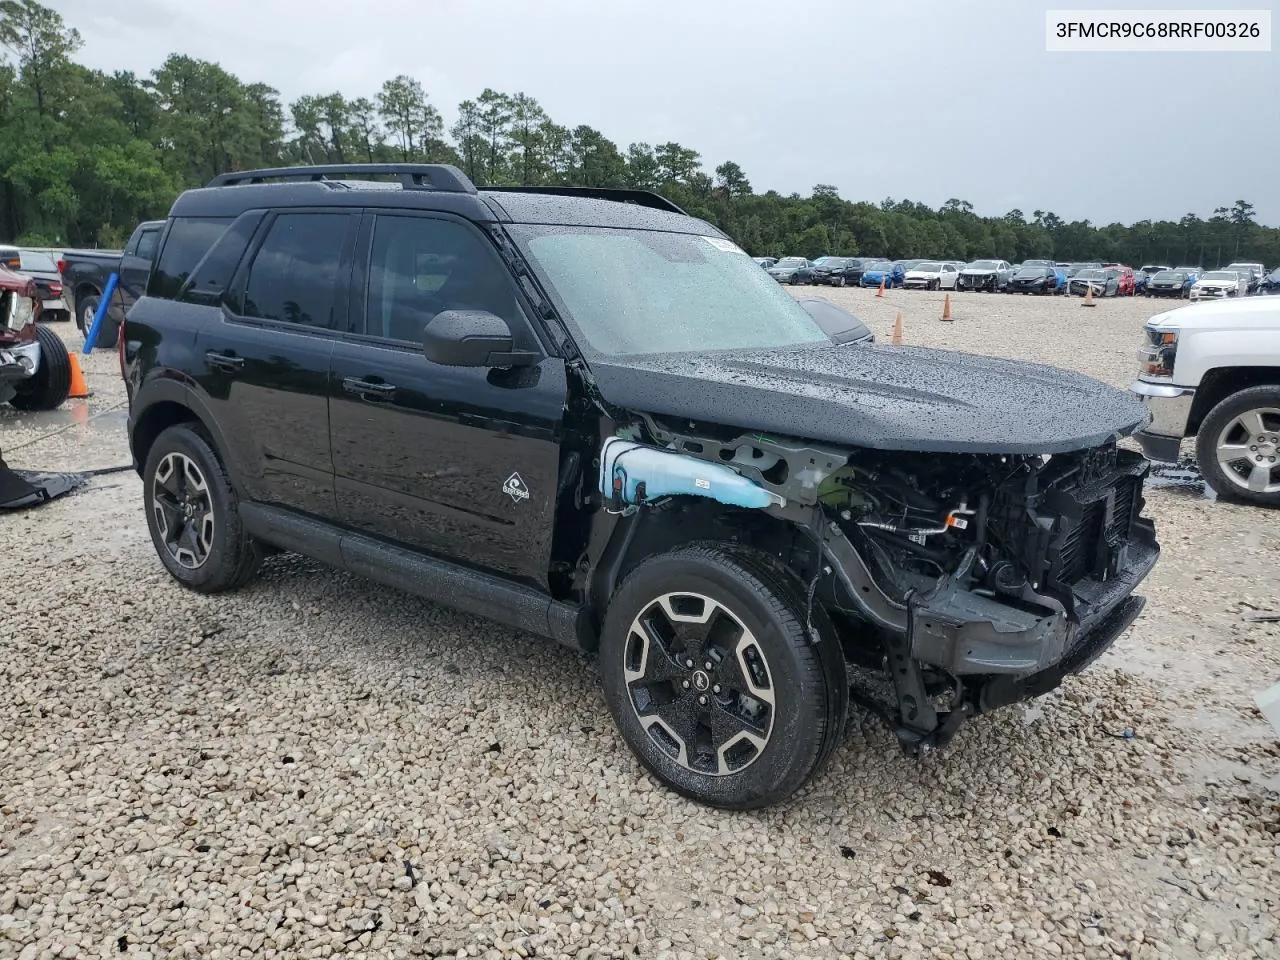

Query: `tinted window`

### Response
(134, 228, 160, 261)
(180, 212, 264, 307)
(150, 218, 233, 299)
(366, 215, 522, 343)
(241, 213, 352, 328)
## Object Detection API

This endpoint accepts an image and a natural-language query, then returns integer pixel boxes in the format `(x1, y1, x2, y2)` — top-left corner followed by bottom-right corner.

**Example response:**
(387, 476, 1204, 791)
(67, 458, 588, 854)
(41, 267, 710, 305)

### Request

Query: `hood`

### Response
(962, 266, 997, 274)
(1148, 294, 1280, 332)
(904, 269, 938, 278)
(589, 342, 1148, 455)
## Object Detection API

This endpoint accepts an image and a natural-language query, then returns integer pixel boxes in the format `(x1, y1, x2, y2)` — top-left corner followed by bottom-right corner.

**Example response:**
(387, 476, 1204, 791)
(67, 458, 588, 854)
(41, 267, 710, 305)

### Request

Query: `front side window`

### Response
(513, 225, 830, 357)
(365, 215, 524, 343)
(240, 213, 352, 327)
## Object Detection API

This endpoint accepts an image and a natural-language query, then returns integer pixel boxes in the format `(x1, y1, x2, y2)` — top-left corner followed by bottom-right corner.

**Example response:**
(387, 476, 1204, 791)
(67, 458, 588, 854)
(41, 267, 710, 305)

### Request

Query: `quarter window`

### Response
(149, 218, 232, 300)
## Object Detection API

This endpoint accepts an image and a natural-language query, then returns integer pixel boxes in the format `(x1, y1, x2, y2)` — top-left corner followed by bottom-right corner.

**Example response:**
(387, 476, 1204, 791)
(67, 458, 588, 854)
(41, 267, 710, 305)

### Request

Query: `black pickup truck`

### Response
(61, 220, 164, 347)
(121, 164, 1160, 810)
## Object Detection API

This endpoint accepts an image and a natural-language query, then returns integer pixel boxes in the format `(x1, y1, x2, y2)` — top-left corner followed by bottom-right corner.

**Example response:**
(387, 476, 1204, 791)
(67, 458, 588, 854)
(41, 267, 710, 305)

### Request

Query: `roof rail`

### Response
(206, 163, 477, 194)
(482, 185, 687, 215)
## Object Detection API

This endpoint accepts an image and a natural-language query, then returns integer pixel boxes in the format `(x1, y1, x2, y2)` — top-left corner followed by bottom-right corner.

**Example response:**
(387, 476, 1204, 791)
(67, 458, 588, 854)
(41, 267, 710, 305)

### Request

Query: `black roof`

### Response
(168, 163, 720, 236)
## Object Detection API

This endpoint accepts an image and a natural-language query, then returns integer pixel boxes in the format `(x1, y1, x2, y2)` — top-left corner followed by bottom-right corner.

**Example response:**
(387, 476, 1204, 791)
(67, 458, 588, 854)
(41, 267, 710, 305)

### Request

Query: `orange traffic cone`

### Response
(876, 279, 886, 298)
(941, 294, 952, 321)
(1082, 283, 1096, 307)
(67, 353, 91, 399)
(891, 312, 903, 344)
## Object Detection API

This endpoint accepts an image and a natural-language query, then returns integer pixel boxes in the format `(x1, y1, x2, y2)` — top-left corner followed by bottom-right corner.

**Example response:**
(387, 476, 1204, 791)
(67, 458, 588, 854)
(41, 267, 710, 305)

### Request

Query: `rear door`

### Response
(329, 211, 568, 586)
(195, 209, 359, 519)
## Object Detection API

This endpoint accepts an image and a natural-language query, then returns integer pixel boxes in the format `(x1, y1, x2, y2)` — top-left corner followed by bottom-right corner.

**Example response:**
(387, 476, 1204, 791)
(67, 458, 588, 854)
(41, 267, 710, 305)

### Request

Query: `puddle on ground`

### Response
(1146, 460, 1216, 500)
(0, 402, 127, 438)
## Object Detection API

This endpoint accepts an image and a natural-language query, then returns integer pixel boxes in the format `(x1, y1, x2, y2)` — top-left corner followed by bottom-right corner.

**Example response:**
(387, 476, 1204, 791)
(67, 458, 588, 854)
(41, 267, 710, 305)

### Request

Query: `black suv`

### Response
(123, 164, 1160, 810)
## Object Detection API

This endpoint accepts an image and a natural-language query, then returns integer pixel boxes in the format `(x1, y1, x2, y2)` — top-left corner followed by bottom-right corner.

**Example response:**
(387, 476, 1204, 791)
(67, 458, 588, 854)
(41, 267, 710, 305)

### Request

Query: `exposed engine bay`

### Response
(597, 415, 1159, 750)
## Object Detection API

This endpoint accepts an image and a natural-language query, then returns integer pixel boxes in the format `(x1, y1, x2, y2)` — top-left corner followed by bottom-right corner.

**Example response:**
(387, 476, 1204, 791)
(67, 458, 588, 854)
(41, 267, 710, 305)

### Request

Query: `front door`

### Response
(329, 212, 567, 587)
(196, 209, 359, 519)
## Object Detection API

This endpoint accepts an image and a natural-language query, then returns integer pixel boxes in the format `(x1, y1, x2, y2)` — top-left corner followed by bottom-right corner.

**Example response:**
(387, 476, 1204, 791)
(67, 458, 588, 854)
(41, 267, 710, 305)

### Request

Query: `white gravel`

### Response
(1, 299, 1277, 960)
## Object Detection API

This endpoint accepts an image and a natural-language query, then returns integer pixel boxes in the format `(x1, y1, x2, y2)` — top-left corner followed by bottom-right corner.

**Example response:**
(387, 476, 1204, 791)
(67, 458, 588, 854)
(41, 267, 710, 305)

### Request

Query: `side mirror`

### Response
(422, 310, 536, 368)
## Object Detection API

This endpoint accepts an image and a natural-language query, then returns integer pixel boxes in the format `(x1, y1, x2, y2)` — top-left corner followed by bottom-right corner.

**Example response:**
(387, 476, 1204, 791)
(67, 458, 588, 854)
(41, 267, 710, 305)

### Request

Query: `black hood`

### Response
(589, 343, 1148, 455)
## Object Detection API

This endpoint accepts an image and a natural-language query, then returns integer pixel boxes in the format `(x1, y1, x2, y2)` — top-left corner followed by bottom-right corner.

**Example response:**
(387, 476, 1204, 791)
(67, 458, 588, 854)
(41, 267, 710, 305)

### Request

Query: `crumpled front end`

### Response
(597, 417, 1159, 750)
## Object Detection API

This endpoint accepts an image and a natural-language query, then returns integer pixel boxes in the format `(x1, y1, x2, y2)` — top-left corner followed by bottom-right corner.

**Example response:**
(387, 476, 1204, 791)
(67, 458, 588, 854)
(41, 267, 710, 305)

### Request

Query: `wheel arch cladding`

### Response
(130, 400, 203, 475)
(1188, 367, 1280, 436)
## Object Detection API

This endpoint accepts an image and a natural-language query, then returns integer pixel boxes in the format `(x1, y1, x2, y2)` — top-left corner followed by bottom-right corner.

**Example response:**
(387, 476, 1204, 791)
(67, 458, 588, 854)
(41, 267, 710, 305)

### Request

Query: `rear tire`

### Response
(9, 325, 72, 411)
(598, 544, 847, 810)
(143, 424, 264, 592)
(78, 294, 119, 350)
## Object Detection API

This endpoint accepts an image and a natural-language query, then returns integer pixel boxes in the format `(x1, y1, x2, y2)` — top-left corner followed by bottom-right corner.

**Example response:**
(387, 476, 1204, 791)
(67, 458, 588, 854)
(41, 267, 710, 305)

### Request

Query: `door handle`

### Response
(342, 377, 396, 400)
(205, 351, 245, 372)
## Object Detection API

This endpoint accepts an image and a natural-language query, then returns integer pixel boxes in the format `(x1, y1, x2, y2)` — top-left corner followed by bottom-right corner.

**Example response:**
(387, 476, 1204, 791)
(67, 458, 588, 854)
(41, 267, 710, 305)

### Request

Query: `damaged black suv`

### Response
(122, 164, 1159, 809)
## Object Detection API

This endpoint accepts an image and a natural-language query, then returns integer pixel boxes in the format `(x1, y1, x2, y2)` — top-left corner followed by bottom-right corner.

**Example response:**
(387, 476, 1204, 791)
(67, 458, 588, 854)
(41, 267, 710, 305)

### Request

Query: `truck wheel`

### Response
(9, 325, 72, 411)
(598, 544, 847, 810)
(1196, 387, 1280, 507)
(144, 424, 264, 592)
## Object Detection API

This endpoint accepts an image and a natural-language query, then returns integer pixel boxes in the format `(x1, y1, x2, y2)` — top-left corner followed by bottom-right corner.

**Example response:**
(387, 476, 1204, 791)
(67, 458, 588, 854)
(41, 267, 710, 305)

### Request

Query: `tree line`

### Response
(1, 0, 1275, 268)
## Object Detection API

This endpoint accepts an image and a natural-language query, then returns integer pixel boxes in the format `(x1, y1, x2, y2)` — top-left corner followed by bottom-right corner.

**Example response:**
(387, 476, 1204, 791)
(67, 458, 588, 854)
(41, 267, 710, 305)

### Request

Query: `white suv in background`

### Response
(1130, 295, 1280, 506)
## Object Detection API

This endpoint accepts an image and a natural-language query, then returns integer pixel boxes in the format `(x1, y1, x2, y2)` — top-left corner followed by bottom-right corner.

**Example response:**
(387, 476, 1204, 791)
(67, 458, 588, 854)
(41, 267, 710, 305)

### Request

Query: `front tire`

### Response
(144, 424, 264, 591)
(1195, 387, 1280, 507)
(598, 544, 847, 810)
(9, 324, 72, 411)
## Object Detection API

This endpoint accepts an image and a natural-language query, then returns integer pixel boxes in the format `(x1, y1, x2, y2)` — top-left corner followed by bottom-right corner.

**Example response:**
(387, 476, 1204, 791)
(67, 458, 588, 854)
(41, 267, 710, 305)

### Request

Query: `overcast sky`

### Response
(51, 0, 1280, 225)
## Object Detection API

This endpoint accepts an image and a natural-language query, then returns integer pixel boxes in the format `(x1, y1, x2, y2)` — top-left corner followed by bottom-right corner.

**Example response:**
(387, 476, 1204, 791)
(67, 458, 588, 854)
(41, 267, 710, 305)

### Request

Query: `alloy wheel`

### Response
(622, 592, 775, 777)
(1215, 407, 1280, 495)
(151, 452, 216, 569)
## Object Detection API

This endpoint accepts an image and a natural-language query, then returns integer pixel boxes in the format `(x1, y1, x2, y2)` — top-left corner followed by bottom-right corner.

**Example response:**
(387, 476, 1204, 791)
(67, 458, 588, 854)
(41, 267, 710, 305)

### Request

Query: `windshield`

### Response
(863, 261, 891, 272)
(1201, 271, 1237, 281)
(1022, 259, 1050, 267)
(913, 261, 941, 272)
(19, 251, 57, 272)
(968, 260, 998, 270)
(1154, 271, 1185, 281)
(818, 257, 849, 268)
(1076, 269, 1104, 280)
(514, 226, 831, 357)
(1225, 264, 1257, 273)
(1014, 266, 1047, 278)
(775, 257, 806, 267)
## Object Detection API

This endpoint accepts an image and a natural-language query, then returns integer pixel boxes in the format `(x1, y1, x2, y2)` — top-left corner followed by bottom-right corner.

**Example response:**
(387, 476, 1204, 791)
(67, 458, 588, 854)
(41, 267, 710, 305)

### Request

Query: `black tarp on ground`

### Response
(0, 448, 87, 509)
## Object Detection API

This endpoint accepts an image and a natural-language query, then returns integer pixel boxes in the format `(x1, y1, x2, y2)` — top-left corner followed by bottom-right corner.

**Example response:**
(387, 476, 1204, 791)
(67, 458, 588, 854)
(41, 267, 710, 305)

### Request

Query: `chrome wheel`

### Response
(151, 452, 215, 569)
(622, 592, 775, 777)
(1215, 408, 1280, 495)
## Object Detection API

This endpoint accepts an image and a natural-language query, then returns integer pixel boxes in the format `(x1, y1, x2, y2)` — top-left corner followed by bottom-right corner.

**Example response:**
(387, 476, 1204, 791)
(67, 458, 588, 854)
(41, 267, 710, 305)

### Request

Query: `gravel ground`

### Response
(1, 297, 1277, 960)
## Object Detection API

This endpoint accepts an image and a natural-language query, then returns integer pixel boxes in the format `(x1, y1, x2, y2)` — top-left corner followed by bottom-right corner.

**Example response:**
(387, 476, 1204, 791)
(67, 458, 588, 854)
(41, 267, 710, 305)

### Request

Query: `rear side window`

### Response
(150, 218, 232, 299)
(239, 213, 351, 328)
(179, 212, 264, 307)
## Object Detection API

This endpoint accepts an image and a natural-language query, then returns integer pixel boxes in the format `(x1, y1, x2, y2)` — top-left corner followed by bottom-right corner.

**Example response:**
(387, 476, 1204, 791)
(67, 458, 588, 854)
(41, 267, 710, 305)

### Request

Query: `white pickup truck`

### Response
(1130, 295, 1280, 506)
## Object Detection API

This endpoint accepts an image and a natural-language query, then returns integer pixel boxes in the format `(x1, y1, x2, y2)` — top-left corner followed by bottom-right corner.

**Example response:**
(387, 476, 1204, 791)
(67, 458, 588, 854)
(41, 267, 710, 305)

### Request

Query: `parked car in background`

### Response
(894, 259, 925, 273)
(1103, 265, 1137, 296)
(858, 259, 904, 288)
(1258, 267, 1280, 295)
(1007, 263, 1059, 294)
(1223, 261, 1265, 293)
(766, 256, 813, 285)
(1135, 265, 1171, 295)
(1139, 264, 1172, 279)
(16, 250, 70, 321)
(752, 256, 778, 269)
(0, 268, 72, 410)
(957, 259, 1014, 292)
(61, 219, 164, 347)
(1173, 266, 1204, 284)
(1069, 268, 1120, 298)
(0, 245, 20, 271)
(903, 260, 960, 290)
(1060, 262, 1101, 279)
(1190, 270, 1249, 301)
(1129, 295, 1280, 505)
(1146, 269, 1194, 298)
(810, 256, 864, 287)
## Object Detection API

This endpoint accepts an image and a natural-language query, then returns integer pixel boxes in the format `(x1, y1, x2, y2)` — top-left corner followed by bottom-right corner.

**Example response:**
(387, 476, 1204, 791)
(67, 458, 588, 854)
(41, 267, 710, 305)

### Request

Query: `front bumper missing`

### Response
(0, 340, 41, 398)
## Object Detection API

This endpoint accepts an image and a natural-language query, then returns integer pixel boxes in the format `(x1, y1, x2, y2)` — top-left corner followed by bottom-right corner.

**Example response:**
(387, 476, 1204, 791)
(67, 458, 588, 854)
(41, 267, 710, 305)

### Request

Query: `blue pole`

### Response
(83, 272, 119, 356)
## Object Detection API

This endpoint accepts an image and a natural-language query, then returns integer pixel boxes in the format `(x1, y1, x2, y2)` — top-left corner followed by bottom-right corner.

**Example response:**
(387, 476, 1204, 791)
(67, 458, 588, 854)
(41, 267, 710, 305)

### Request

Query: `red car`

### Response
(1102, 263, 1137, 296)
(0, 266, 72, 410)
